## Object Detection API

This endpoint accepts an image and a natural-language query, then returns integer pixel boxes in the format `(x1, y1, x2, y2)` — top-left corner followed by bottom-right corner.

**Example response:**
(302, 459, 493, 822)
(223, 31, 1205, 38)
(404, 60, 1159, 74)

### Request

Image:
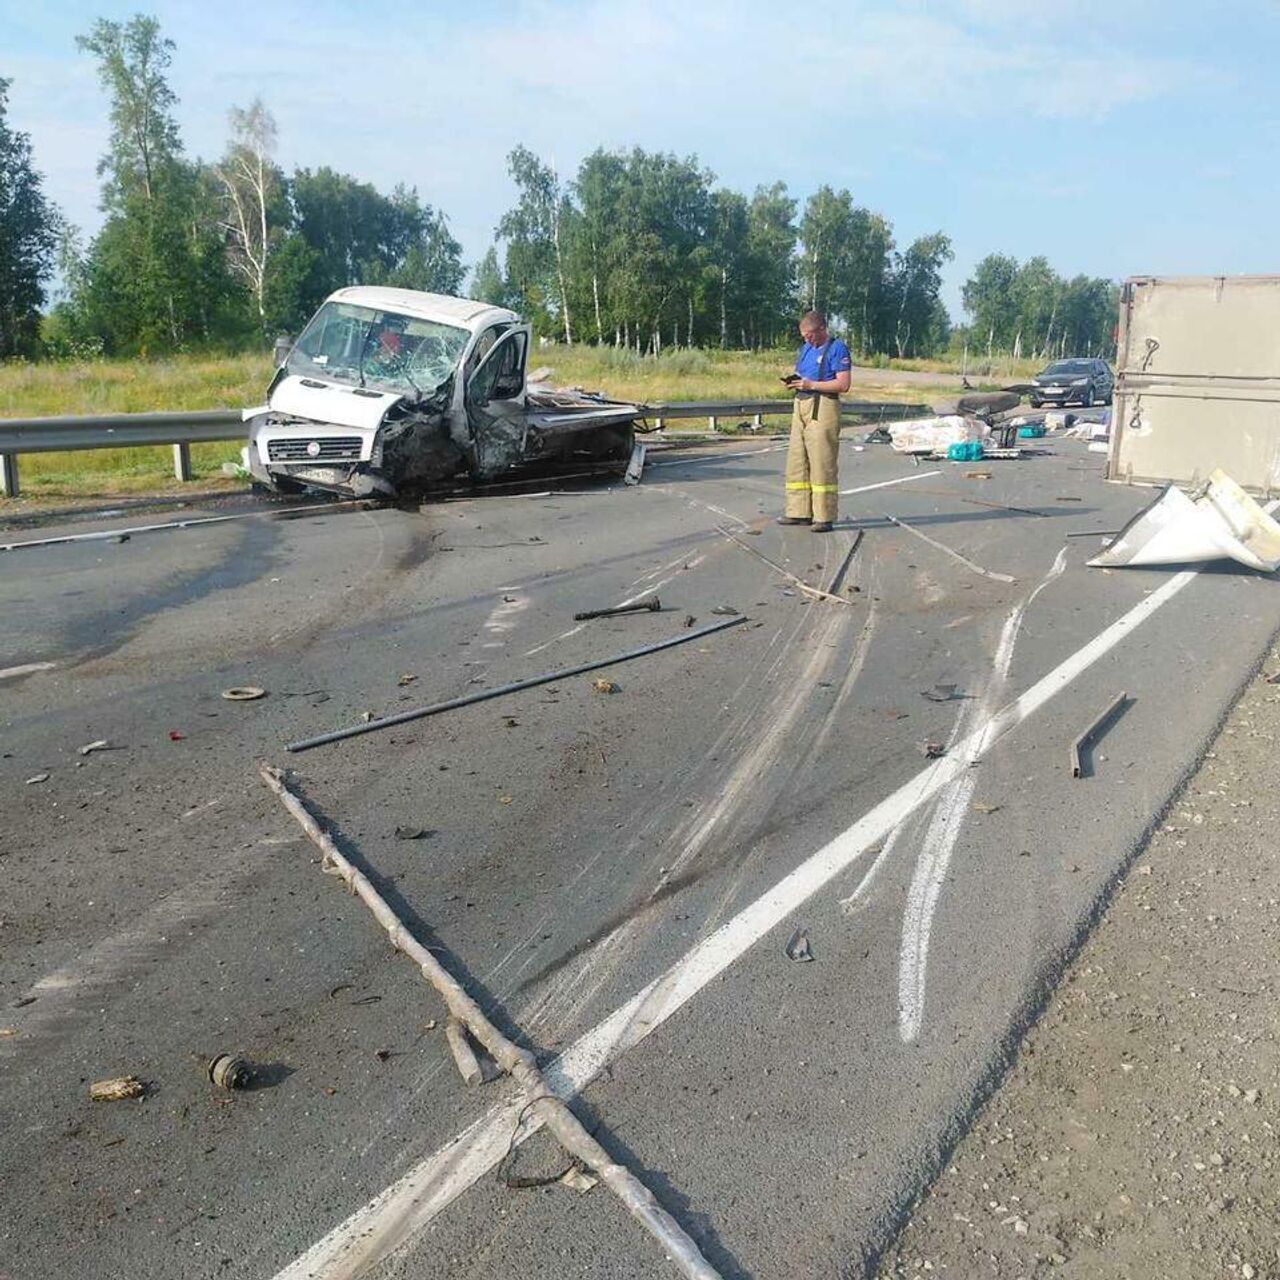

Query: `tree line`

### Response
(0, 13, 1119, 363)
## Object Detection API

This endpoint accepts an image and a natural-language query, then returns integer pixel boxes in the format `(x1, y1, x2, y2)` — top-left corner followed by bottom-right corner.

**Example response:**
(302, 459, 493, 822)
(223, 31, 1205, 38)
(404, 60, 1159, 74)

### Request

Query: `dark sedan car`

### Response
(1029, 358, 1114, 408)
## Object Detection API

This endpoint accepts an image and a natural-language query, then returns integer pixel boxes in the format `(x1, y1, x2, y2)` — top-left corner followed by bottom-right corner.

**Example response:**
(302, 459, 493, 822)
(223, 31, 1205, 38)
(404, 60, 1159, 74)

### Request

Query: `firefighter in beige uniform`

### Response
(779, 311, 853, 532)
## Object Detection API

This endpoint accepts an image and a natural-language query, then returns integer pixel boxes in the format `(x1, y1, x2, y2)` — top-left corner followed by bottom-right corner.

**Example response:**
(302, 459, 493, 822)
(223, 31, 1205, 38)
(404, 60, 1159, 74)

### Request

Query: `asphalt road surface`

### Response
(3, 434, 1277, 1280)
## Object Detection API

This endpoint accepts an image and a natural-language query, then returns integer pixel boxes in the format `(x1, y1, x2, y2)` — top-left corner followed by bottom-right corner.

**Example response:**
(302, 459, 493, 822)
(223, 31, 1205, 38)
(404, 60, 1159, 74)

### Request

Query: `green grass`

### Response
(0, 345, 1001, 504)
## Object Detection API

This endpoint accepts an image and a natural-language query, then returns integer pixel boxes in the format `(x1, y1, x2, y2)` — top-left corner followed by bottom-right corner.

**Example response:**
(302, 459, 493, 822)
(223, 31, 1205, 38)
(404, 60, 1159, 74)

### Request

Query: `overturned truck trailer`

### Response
(244, 287, 642, 498)
(1108, 275, 1280, 496)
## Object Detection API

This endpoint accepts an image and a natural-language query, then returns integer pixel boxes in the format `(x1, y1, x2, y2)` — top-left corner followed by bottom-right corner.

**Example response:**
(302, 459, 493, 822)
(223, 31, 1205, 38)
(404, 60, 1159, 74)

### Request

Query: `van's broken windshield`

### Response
(286, 301, 469, 400)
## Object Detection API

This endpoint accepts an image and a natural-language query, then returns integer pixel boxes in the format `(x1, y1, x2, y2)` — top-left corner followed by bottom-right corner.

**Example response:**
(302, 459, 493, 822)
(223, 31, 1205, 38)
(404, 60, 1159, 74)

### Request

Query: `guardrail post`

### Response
(708, 414, 718, 432)
(172, 442, 192, 482)
(0, 453, 18, 497)
(751, 413, 763, 431)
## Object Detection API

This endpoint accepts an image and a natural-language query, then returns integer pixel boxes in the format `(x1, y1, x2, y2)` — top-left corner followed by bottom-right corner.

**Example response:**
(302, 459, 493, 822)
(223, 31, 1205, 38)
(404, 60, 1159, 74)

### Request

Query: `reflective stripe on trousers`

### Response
(784, 394, 841, 522)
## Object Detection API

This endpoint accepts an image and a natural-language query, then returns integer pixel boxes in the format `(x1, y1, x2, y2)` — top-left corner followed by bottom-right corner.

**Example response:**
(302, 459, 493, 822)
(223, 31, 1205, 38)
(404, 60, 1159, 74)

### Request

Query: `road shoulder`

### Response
(876, 639, 1280, 1280)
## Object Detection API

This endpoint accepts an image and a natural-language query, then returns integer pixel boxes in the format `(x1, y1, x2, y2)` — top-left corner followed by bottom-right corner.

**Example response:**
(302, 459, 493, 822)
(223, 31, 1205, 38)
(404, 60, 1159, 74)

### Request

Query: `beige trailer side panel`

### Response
(1109, 275, 1280, 495)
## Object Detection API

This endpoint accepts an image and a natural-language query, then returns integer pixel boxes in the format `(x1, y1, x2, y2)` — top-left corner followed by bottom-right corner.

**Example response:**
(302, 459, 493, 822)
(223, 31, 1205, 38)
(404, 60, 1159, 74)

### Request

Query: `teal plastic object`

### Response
(1017, 424, 1047, 438)
(946, 440, 985, 461)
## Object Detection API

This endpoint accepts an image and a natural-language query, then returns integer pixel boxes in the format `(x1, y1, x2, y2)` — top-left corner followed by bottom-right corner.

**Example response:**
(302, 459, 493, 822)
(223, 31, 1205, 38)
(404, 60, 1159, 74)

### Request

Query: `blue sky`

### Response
(3, 0, 1276, 317)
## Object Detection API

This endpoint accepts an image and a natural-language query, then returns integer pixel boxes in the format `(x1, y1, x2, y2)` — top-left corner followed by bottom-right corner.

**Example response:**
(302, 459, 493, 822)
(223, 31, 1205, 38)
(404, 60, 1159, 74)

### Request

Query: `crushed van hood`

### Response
(269, 375, 403, 432)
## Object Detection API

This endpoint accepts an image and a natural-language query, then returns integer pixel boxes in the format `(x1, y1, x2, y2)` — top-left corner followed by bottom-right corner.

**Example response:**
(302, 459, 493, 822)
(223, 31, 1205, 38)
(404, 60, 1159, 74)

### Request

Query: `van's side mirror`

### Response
(272, 334, 294, 368)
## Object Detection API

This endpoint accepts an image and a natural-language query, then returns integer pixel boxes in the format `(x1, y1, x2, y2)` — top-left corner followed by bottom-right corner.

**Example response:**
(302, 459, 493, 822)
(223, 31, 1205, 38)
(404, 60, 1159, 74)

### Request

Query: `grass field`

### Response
(0, 346, 1040, 502)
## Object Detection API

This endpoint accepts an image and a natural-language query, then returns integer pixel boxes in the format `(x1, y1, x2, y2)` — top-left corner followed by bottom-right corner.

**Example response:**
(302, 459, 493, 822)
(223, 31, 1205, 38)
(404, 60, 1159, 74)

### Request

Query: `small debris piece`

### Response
(78, 740, 111, 756)
(964, 469, 993, 480)
(13, 996, 36, 1008)
(360, 711, 377, 723)
(503, 716, 519, 728)
(444, 1017, 484, 1087)
(1055, 496, 1083, 502)
(24, 773, 49, 785)
(221, 686, 267, 702)
(921, 683, 960, 703)
(711, 605, 740, 616)
(682, 615, 697, 628)
(0, 1027, 18, 1038)
(168, 730, 185, 741)
(921, 741, 946, 759)
(785, 929, 814, 962)
(374, 1048, 391, 1063)
(208, 1053, 251, 1090)
(973, 802, 1002, 815)
(592, 678, 618, 694)
(423, 1019, 437, 1032)
(89, 1076, 145, 1101)
(1266, 671, 1280, 685)
(499, 795, 514, 805)
(397, 673, 418, 686)
(393, 826, 433, 841)
(561, 1165, 600, 1194)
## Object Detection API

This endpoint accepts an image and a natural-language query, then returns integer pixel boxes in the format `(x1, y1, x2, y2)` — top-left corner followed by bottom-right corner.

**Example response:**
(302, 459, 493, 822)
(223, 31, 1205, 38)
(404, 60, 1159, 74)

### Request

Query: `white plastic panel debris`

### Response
(887, 415, 989, 455)
(1090, 469, 1280, 572)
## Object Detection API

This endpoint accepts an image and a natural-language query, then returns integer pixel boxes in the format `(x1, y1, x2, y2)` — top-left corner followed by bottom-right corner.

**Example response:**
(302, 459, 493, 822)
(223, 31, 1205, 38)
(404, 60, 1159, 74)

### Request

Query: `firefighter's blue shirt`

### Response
(794, 338, 852, 382)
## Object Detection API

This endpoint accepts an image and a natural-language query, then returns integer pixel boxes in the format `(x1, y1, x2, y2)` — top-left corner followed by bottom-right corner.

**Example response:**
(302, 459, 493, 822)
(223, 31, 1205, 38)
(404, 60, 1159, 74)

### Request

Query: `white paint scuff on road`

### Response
(273, 564, 1199, 1280)
(897, 545, 1070, 1042)
(839, 470, 940, 497)
(884, 511, 1016, 583)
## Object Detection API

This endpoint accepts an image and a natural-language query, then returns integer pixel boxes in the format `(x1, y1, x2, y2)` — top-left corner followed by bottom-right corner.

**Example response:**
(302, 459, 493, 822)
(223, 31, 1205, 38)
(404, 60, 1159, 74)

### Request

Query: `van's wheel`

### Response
(1081, 387, 1094, 408)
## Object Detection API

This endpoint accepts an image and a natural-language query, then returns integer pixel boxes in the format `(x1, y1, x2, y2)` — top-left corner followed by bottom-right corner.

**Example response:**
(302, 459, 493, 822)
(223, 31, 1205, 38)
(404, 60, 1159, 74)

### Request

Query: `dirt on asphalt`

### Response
(876, 641, 1280, 1280)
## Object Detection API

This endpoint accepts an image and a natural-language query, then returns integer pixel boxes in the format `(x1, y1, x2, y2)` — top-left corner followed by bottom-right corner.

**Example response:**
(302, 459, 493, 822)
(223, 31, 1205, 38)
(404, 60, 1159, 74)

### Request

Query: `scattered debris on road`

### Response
(1070, 692, 1130, 779)
(259, 762, 723, 1280)
(717, 526, 855, 605)
(1089, 470, 1280, 572)
(89, 1076, 145, 1101)
(972, 801, 1002, 815)
(77, 740, 112, 756)
(785, 929, 815, 962)
(284, 615, 746, 752)
(208, 1053, 252, 1090)
(574, 596, 660, 621)
(24, 773, 49, 785)
(920, 741, 946, 759)
(710, 604, 739, 616)
(921, 683, 961, 703)
(397, 673, 417, 686)
(592, 678, 619, 694)
(393, 825, 434, 840)
(167, 731, 184, 741)
(221, 686, 267, 702)
(444, 1018, 484, 1087)
(561, 1165, 600, 1194)
(884, 512, 1016, 584)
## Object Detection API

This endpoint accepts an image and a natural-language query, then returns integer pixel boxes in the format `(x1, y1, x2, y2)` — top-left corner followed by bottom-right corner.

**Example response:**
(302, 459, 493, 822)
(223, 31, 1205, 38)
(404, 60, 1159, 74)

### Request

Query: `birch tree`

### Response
(215, 99, 281, 325)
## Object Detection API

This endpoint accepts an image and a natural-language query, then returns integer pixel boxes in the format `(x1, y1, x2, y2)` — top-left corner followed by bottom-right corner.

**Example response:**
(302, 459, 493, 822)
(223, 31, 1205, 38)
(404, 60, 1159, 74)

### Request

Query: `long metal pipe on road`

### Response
(0, 398, 930, 497)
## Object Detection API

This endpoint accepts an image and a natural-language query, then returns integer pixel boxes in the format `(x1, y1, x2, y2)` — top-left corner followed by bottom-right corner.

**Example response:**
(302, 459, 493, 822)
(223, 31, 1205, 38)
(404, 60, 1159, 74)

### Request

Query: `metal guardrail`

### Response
(644, 398, 931, 429)
(0, 398, 931, 497)
(0, 410, 244, 496)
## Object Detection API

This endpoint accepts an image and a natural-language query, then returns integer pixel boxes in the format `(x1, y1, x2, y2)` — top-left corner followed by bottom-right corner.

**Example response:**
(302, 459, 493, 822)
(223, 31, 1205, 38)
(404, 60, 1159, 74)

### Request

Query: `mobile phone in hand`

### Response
(781, 374, 800, 385)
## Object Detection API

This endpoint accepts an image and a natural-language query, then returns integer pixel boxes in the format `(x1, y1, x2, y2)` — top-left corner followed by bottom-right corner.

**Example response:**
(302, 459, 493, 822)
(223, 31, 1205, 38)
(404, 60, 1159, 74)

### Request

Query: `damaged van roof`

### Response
(327, 286, 518, 328)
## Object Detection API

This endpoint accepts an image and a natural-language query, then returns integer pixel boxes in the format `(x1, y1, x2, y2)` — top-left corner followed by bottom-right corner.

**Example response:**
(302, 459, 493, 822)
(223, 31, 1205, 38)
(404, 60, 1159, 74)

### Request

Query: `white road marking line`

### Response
(884, 512, 1016, 583)
(840, 470, 940, 496)
(647, 445, 786, 468)
(273, 564, 1199, 1280)
(0, 661, 56, 680)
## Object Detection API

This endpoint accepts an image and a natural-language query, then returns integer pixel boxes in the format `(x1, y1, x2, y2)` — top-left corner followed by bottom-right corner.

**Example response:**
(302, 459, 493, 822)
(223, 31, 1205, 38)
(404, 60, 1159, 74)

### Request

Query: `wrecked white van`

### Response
(244, 286, 642, 498)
